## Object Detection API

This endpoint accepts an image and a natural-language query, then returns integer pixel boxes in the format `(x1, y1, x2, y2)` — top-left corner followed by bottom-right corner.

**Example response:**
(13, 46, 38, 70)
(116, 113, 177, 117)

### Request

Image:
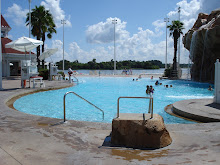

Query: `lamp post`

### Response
(28, 0, 31, 61)
(178, 7, 181, 68)
(112, 19, 117, 75)
(61, 19, 66, 73)
(164, 17, 169, 69)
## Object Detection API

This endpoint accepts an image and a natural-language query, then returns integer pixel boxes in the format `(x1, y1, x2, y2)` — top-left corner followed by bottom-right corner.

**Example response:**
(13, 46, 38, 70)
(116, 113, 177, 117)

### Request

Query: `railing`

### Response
(72, 75, 79, 84)
(117, 96, 153, 118)
(63, 91, 104, 122)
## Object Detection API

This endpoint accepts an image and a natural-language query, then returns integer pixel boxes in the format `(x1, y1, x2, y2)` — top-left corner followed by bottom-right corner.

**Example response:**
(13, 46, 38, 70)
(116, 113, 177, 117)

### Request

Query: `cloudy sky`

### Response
(2, 0, 220, 64)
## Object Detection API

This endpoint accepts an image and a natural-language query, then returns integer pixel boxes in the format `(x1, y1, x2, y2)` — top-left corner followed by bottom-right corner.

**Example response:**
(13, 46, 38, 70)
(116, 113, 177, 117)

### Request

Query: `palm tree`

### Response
(167, 20, 184, 74)
(41, 9, 56, 68)
(26, 5, 56, 68)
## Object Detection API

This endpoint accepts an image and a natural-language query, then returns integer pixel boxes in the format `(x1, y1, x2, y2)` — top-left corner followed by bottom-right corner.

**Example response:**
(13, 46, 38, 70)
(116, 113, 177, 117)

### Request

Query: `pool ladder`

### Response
(63, 91, 104, 122)
(117, 96, 153, 118)
(71, 75, 79, 84)
(63, 92, 153, 122)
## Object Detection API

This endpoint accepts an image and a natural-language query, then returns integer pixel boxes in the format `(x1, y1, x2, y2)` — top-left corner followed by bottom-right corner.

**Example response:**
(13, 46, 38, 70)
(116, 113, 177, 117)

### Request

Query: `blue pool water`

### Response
(14, 77, 214, 124)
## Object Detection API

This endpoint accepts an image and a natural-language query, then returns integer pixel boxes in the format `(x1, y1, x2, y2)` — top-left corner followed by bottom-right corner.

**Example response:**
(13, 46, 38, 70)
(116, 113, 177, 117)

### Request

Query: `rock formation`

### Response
(111, 114, 172, 149)
(183, 9, 220, 82)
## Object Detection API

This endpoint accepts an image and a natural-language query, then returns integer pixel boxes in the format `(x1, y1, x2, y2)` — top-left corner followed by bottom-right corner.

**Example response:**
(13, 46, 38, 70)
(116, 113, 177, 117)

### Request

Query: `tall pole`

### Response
(112, 19, 117, 75)
(29, 0, 31, 61)
(164, 17, 169, 69)
(178, 7, 181, 68)
(61, 20, 66, 73)
(0, 0, 2, 90)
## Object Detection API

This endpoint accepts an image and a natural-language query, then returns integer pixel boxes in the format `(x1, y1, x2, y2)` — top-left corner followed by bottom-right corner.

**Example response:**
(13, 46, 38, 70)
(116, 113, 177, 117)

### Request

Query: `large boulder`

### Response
(183, 8, 220, 82)
(111, 113, 172, 149)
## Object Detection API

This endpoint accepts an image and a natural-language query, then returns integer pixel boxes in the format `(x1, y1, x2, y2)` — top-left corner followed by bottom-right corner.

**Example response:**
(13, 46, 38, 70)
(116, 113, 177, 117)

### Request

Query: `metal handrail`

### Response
(63, 91, 104, 122)
(117, 96, 153, 118)
(72, 75, 79, 83)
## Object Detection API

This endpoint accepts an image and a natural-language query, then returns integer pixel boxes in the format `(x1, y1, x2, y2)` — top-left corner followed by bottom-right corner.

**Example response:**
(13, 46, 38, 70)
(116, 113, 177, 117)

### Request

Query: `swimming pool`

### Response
(13, 77, 214, 124)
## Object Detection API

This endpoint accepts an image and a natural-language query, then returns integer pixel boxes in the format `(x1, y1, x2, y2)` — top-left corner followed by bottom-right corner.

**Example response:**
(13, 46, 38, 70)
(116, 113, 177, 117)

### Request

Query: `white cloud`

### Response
(167, 0, 201, 33)
(68, 42, 112, 63)
(51, 15, 190, 64)
(84, 17, 173, 63)
(4, 3, 28, 27)
(86, 17, 129, 44)
(46, 40, 69, 63)
(64, 26, 169, 63)
(41, 0, 72, 28)
(152, 20, 166, 33)
(52, 0, 211, 64)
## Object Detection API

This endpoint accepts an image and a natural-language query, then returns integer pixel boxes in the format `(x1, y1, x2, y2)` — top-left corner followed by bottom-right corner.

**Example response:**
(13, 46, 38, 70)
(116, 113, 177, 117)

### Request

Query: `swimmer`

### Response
(151, 76, 153, 79)
(149, 85, 154, 94)
(166, 85, 169, 88)
(146, 85, 150, 94)
(170, 85, 173, 88)
(155, 80, 159, 85)
(208, 85, 213, 91)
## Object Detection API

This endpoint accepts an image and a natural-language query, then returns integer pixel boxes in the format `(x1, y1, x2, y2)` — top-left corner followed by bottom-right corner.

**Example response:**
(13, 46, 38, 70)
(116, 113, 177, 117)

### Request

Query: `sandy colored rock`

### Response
(111, 113, 172, 149)
(182, 8, 220, 82)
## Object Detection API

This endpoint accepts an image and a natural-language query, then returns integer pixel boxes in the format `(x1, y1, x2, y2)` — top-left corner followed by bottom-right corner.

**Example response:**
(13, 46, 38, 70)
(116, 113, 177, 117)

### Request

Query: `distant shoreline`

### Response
(62, 68, 189, 79)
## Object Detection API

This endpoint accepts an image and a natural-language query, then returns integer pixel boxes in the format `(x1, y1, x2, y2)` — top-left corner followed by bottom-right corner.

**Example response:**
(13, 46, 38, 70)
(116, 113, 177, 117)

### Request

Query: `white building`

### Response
(1, 15, 36, 77)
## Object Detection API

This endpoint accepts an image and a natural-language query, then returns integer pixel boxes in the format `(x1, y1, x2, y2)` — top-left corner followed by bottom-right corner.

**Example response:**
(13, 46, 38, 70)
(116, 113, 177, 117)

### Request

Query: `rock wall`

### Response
(183, 9, 220, 82)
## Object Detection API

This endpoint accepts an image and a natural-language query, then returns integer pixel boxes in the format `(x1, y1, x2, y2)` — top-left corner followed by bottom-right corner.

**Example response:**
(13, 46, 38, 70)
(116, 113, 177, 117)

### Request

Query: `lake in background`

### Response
(61, 68, 188, 76)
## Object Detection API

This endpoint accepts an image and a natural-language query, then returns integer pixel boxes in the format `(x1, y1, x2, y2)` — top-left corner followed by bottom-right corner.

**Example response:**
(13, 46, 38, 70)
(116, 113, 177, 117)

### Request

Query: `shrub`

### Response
(58, 71, 65, 80)
(164, 68, 172, 77)
(39, 69, 49, 80)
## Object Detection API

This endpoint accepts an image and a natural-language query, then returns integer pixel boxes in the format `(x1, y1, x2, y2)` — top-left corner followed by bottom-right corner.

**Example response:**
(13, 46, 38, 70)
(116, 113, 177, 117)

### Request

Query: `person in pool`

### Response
(208, 85, 213, 91)
(155, 80, 159, 85)
(146, 85, 150, 94)
(149, 85, 154, 94)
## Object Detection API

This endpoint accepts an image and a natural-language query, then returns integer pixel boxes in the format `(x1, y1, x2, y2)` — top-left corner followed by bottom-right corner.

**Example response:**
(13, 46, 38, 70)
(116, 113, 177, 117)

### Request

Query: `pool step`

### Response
(111, 113, 172, 149)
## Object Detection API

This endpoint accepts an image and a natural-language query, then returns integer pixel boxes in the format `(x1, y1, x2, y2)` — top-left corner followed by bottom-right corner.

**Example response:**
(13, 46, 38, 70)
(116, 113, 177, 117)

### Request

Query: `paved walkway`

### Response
(0, 77, 220, 165)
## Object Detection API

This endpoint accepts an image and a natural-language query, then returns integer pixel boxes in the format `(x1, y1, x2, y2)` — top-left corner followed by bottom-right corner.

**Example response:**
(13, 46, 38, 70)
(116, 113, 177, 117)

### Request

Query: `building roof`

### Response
(1, 15, 11, 29)
(1, 37, 35, 55)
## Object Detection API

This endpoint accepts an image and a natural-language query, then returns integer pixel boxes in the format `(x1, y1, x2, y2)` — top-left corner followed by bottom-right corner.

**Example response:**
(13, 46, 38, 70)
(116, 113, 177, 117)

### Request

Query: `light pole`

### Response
(112, 19, 117, 75)
(28, 0, 31, 61)
(178, 7, 181, 68)
(164, 17, 169, 69)
(61, 19, 66, 73)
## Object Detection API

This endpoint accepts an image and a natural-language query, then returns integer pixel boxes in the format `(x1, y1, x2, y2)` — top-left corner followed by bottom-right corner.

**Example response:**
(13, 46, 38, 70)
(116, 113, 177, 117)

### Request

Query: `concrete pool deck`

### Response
(172, 99, 220, 122)
(0, 77, 220, 165)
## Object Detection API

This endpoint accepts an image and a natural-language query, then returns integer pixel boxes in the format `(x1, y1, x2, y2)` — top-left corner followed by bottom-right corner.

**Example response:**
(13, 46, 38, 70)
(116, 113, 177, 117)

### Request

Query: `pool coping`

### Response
(5, 83, 74, 111)
(171, 99, 220, 122)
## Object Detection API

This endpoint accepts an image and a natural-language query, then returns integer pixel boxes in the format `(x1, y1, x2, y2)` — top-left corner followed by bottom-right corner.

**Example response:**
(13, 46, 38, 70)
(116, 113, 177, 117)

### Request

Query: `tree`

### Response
(41, 7, 56, 68)
(26, 5, 56, 68)
(167, 20, 184, 73)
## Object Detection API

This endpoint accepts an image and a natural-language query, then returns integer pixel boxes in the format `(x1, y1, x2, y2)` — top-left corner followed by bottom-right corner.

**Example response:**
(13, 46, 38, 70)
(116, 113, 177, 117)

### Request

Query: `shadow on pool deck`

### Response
(206, 102, 220, 110)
